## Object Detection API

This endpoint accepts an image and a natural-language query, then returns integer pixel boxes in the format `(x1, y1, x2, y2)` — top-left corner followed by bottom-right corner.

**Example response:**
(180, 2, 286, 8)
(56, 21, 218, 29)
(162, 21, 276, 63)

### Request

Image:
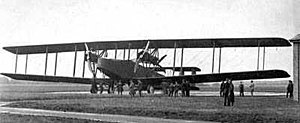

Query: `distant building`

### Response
(290, 34, 300, 101)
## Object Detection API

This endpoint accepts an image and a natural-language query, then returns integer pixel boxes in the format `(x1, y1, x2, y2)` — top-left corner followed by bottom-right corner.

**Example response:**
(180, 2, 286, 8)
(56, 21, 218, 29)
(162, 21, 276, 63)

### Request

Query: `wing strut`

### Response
(172, 42, 177, 75)
(180, 48, 184, 75)
(25, 54, 28, 74)
(262, 47, 266, 70)
(212, 42, 216, 73)
(44, 46, 48, 75)
(54, 52, 58, 76)
(123, 49, 126, 60)
(82, 51, 86, 77)
(128, 43, 131, 60)
(257, 41, 260, 70)
(15, 48, 18, 73)
(73, 45, 77, 77)
(114, 44, 117, 59)
(218, 47, 222, 73)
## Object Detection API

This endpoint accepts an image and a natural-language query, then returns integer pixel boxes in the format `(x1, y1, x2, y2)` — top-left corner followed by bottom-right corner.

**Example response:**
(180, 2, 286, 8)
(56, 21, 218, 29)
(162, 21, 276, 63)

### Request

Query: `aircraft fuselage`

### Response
(97, 58, 164, 80)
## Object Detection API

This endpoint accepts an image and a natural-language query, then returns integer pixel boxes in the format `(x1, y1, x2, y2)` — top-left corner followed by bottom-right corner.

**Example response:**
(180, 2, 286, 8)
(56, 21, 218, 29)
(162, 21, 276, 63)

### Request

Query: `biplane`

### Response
(1, 37, 291, 94)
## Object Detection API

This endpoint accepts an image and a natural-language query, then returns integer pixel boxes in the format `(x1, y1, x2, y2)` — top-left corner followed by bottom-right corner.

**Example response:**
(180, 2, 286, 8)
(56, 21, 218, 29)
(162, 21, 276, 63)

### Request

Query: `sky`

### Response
(0, 0, 298, 79)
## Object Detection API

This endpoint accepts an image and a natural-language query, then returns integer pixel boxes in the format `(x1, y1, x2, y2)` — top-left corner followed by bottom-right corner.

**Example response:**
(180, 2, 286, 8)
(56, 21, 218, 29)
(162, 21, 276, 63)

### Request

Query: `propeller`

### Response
(134, 41, 150, 73)
(157, 55, 167, 64)
(84, 43, 98, 93)
(84, 43, 96, 75)
(84, 43, 90, 61)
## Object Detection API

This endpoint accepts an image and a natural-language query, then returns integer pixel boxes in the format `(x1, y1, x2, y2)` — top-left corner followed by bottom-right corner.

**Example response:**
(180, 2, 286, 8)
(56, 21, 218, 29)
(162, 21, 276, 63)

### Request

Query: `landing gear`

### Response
(90, 74, 98, 94)
(90, 87, 98, 93)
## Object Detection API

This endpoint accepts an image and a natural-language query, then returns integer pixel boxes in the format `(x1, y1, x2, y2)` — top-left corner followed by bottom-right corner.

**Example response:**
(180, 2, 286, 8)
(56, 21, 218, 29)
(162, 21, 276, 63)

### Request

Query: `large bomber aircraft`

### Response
(1, 38, 291, 93)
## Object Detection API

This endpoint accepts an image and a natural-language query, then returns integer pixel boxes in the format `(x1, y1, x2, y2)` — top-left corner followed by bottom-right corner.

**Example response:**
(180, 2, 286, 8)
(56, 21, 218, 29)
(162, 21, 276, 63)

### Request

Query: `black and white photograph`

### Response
(0, 0, 299, 122)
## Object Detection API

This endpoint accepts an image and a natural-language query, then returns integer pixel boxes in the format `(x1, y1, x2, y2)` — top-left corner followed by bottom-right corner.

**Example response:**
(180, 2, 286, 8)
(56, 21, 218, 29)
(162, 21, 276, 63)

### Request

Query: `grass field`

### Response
(0, 113, 115, 123)
(1, 79, 299, 122)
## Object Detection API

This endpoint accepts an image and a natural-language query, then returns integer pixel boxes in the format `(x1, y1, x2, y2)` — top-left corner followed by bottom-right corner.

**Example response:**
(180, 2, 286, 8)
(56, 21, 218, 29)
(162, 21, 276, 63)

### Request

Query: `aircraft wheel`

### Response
(90, 88, 98, 94)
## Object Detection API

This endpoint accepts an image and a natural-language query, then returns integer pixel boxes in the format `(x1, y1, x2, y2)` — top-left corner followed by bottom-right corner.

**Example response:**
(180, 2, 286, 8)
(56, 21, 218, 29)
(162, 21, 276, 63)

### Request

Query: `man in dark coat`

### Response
(228, 80, 235, 106)
(174, 81, 180, 97)
(185, 80, 191, 97)
(137, 80, 143, 97)
(287, 80, 293, 98)
(239, 81, 244, 97)
(220, 81, 225, 97)
(223, 79, 230, 106)
(181, 79, 186, 97)
(117, 81, 123, 95)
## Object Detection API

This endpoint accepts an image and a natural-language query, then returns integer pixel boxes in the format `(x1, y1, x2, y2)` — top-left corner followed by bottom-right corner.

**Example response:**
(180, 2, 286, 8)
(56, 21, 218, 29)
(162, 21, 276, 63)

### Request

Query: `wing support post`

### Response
(257, 40, 260, 70)
(218, 47, 222, 73)
(73, 45, 77, 77)
(128, 43, 131, 60)
(212, 41, 216, 73)
(172, 42, 177, 75)
(262, 47, 266, 70)
(82, 50, 86, 77)
(180, 47, 184, 75)
(136, 49, 139, 59)
(123, 49, 126, 60)
(25, 54, 28, 74)
(54, 52, 58, 76)
(114, 44, 118, 59)
(44, 46, 48, 75)
(14, 48, 18, 73)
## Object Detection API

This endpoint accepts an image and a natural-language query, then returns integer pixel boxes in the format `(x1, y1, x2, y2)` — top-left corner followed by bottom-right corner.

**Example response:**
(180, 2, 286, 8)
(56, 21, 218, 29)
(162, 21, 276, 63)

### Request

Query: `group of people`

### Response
(220, 79, 256, 106)
(237, 80, 255, 97)
(167, 82, 180, 97)
(164, 79, 191, 97)
(220, 79, 294, 106)
(99, 78, 295, 102)
(129, 80, 144, 97)
(220, 78, 235, 106)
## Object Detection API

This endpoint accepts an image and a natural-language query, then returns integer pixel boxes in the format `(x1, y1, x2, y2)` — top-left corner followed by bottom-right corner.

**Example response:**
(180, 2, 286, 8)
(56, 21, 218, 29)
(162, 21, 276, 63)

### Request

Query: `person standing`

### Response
(129, 80, 136, 97)
(286, 80, 293, 98)
(98, 83, 104, 94)
(239, 81, 244, 97)
(149, 84, 155, 94)
(223, 79, 230, 106)
(137, 80, 143, 97)
(228, 79, 235, 106)
(117, 81, 123, 95)
(161, 82, 168, 95)
(181, 79, 186, 97)
(185, 80, 191, 97)
(168, 82, 175, 97)
(220, 81, 225, 97)
(249, 80, 254, 96)
(174, 81, 180, 97)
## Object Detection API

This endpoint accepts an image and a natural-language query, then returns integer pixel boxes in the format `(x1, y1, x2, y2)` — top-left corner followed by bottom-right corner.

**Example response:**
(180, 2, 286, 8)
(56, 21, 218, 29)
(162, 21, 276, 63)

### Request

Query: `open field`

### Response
(0, 113, 114, 123)
(0, 79, 288, 101)
(5, 96, 300, 122)
(1, 79, 299, 122)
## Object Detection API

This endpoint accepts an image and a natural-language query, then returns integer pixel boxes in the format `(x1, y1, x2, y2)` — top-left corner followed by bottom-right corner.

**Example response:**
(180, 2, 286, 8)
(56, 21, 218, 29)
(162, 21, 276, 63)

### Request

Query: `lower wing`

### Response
(1, 73, 111, 84)
(136, 69, 290, 84)
(1, 69, 290, 84)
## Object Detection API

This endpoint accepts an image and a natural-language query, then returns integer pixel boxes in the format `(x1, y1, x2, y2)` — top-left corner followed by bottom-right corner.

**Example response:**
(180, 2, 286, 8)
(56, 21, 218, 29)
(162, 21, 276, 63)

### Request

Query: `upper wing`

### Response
(3, 38, 290, 54)
(136, 69, 290, 84)
(1, 73, 112, 84)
